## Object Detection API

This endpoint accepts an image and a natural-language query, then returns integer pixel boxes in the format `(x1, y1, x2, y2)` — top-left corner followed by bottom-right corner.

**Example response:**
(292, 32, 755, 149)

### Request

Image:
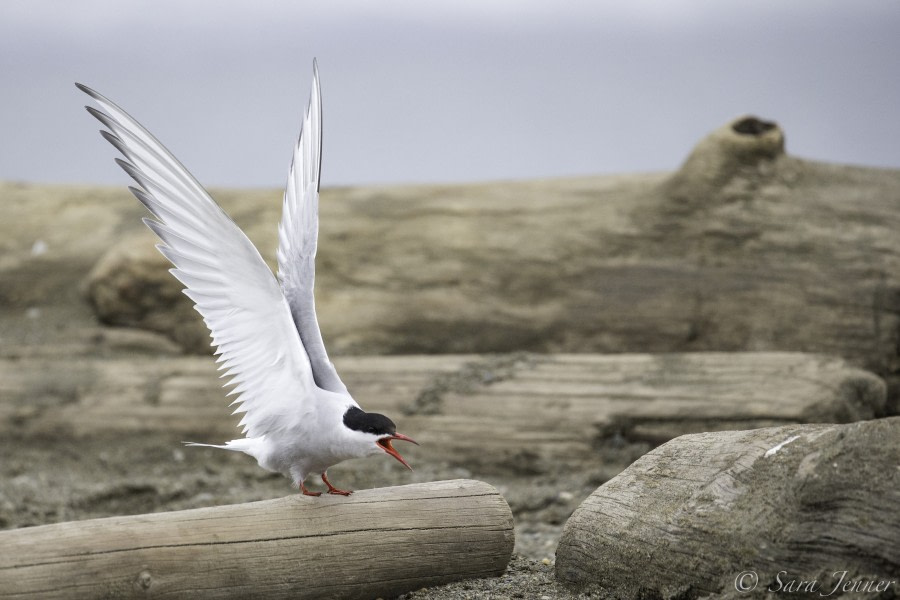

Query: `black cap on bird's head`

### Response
(342, 407, 418, 469)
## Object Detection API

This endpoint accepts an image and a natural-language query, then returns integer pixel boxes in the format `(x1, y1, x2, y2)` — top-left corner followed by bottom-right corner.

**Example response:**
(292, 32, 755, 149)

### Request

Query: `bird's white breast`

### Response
(253, 389, 372, 481)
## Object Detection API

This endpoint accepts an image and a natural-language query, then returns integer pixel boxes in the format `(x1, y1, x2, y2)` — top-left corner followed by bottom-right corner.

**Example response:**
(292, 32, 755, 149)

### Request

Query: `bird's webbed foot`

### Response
(321, 471, 353, 496)
(300, 481, 321, 496)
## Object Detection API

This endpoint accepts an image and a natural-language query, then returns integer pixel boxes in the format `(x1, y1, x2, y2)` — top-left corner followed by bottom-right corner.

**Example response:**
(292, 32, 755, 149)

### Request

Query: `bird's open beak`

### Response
(377, 433, 418, 470)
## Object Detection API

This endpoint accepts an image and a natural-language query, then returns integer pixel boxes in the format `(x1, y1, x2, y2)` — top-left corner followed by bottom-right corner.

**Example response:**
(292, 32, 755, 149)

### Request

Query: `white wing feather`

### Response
(276, 61, 349, 395)
(78, 83, 317, 438)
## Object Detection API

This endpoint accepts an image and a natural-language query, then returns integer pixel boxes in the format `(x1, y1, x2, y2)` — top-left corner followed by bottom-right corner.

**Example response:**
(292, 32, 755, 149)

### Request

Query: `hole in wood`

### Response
(732, 116, 777, 136)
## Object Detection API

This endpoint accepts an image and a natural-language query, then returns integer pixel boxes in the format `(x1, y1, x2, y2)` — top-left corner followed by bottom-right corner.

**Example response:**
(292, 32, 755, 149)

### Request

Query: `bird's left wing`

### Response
(78, 83, 317, 438)
(276, 61, 349, 395)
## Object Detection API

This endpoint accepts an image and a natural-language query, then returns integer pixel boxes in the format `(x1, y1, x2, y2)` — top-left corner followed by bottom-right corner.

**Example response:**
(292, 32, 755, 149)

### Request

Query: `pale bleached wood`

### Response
(0, 353, 885, 475)
(50, 139, 900, 406)
(0, 354, 474, 436)
(5, 142, 900, 398)
(0, 479, 514, 600)
(555, 418, 900, 597)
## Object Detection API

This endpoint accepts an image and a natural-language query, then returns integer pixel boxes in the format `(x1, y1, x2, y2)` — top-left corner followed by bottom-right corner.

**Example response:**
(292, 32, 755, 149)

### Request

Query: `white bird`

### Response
(77, 61, 417, 496)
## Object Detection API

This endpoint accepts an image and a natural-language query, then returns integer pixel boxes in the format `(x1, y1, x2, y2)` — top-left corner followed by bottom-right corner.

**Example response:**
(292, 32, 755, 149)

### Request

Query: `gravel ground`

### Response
(0, 430, 646, 598)
(399, 555, 596, 600)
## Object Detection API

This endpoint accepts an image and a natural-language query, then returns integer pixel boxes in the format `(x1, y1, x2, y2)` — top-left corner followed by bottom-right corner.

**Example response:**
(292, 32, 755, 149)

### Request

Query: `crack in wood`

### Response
(403, 352, 540, 415)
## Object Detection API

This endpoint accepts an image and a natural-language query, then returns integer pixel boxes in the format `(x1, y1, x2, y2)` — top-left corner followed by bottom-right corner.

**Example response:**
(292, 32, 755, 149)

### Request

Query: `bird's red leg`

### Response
(300, 480, 321, 497)
(321, 471, 352, 496)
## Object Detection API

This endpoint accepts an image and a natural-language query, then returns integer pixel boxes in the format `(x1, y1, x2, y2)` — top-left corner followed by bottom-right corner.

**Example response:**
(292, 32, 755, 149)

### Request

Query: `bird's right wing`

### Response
(78, 83, 318, 439)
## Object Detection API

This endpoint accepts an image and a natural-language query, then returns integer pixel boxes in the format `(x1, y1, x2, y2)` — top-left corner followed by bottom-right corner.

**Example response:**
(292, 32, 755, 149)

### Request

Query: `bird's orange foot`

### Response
(300, 482, 321, 497)
(321, 472, 353, 496)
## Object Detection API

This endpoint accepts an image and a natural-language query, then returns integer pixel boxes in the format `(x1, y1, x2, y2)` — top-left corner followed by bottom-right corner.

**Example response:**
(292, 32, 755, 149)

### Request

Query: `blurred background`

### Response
(1, 0, 899, 188)
(3, 3, 900, 584)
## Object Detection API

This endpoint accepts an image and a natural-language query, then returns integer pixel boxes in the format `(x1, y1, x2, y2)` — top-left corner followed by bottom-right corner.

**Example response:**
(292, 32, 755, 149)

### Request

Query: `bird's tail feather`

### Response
(184, 439, 256, 453)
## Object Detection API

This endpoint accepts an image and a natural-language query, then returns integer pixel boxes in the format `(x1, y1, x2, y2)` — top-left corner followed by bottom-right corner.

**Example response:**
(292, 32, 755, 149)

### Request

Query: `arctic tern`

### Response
(77, 61, 417, 496)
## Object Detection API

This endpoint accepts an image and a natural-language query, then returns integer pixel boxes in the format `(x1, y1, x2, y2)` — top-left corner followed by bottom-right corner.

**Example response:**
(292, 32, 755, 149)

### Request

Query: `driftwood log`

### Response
(0, 352, 885, 475)
(4, 118, 900, 403)
(0, 479, 513, 600)
(555, 418, 900, 598)
(64, 117, 900, 404)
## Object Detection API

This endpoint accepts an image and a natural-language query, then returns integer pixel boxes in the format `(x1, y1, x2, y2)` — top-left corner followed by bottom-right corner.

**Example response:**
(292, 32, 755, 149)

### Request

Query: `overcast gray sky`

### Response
(2, 1, 899, 188)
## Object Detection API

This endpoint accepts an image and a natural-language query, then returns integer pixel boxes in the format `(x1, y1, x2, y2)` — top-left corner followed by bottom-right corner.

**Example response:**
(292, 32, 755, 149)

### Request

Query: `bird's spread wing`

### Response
(78, 82, 318, 438)
(276, 61, 349, 395)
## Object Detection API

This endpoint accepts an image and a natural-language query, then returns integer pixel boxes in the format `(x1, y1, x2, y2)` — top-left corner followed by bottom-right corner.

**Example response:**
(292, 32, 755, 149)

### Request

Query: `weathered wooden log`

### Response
(0, 352, 885, 477)
(555, 418, 900, 598)
(6, 118, 900, 402)
(0, 479, 513, 600)
(53, 118, 900, 404)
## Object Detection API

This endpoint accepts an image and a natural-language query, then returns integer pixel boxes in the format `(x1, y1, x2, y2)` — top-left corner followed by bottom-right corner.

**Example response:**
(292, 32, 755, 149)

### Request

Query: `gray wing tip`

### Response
(76, 82, 114, 107)
(114, 157, 133, 171)
(128, 186, 156, 214)
(84, 105, 114, 129)
(141, 216, 164, 232)
(312, 59, 320, 95)
(99, 129, 124, 149)
(115, 157, 144, 185)
(311, 60, 320, 101)
(75, 82, 96, 97)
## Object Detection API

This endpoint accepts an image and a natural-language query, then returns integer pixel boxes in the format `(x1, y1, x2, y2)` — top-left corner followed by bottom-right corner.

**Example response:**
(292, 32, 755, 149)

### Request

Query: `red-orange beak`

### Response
(377, 433, 418, 470)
